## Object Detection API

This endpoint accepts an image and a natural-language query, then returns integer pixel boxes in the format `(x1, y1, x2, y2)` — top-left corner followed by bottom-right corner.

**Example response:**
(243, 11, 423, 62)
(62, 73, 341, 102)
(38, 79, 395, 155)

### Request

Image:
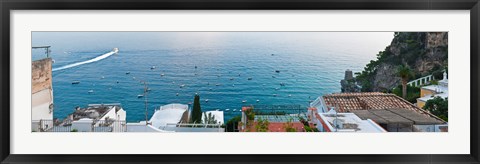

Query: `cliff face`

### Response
(356, 32, 448, 92)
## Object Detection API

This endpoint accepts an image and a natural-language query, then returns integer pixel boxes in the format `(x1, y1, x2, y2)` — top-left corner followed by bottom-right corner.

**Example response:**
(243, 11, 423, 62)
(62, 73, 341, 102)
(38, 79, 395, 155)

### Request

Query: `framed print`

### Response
(1, 0, 479, 164)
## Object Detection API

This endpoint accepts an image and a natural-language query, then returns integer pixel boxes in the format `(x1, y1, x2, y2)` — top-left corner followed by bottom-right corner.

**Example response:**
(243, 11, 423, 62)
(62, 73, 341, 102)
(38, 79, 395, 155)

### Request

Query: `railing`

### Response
(310, 97, 323, 108)
(407, 75, 434, 87)
(32, 120, 127, 132)
(162, 123, 225, 132)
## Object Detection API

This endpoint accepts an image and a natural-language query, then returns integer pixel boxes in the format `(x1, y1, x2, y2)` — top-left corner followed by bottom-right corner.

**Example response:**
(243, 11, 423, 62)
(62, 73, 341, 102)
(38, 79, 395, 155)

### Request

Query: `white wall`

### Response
(414, 124, 448, 132)
(31, 89, 53, 131)
(72, 119, 94, 132)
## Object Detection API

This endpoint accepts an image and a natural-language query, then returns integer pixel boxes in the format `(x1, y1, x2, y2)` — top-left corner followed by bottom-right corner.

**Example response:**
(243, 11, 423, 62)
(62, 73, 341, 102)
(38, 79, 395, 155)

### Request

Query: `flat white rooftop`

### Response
(318, 112, 386, 132)
(150, 104, 188, 129)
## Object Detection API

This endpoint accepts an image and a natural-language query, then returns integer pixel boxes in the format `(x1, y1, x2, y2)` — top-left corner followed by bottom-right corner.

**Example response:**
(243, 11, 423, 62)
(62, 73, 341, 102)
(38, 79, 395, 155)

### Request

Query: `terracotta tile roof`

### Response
(322, 92, 445, 123)
(323, 92, 417, 112)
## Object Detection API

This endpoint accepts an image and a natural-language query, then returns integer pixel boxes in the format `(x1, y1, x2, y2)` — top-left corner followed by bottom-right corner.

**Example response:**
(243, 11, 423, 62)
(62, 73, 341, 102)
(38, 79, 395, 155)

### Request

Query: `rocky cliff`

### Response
(354, 32, 448, 92)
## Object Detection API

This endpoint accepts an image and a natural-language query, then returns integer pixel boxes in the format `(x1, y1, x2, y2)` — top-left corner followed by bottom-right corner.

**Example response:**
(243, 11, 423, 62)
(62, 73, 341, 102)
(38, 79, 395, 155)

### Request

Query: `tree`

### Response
(190, 95, 202, 123)
(203, 112, 218, 124)
(255, 118, 270, 132)
(283, 119, 297, 132)
(423, 97, 448, 122)
(397, 65, 413, 99)
(225, 116, 241, 132)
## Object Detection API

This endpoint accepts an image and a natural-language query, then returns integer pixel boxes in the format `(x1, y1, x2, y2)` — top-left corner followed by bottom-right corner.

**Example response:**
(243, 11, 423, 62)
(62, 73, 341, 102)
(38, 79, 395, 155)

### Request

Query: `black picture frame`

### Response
(1, 0, 479, 163)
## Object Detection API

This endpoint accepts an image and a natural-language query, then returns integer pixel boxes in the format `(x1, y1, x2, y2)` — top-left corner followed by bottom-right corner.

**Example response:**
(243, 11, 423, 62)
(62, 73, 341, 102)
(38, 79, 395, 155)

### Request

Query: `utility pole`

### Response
(143, 81, 149, 125)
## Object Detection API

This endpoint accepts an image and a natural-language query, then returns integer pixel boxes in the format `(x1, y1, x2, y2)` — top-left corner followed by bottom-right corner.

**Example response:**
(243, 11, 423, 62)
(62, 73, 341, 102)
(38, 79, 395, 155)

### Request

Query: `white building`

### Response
(66, 104, 126, 132)
(31, 58, 54, 132)
(417, 72, 448, 108)
(308, 108, 387, 132)
(131, 103, 224, 132)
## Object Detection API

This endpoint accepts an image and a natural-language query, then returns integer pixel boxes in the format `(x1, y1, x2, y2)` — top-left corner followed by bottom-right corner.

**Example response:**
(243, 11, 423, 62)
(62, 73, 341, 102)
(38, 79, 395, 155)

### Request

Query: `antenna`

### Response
(32, 46, 51, 58)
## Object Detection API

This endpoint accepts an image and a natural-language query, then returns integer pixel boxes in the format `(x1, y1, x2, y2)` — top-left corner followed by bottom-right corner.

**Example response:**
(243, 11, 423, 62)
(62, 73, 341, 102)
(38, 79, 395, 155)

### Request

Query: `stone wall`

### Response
(32, 58, 52, 94)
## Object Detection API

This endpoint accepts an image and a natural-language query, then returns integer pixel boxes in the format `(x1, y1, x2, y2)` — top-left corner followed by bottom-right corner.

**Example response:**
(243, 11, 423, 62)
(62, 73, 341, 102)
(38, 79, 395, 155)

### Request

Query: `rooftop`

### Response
(254, 113, 307, 122)
(69, 104, 121, 121)
(351, 108, 444, 125)
(319, 112, 387, 132)
(150, 103, 189, 128)
(322, 92, 445, 123)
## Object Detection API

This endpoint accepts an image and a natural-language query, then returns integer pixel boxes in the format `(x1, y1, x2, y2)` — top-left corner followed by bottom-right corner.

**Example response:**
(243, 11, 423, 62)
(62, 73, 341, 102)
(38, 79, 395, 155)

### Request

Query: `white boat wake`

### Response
(52, 48, 118, 72)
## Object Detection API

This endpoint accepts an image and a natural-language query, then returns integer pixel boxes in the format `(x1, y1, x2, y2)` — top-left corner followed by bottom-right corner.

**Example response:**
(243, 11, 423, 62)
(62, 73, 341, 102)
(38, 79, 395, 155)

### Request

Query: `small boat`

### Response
(275, 70, 280, 73)
(280, 82, 285, 86)
(248, 77, 253, 80)
(126, 72, 130, 75)
(160, 73, 165, 77)
(146, 88, 151, 92)
(233, 109, 237, 112)
(225, 109, 230, 112)
(88, 90, 94, 93)
(256, 100, 260, 102)
(137, 94, 144, 98)
(230, 78, 234, 80)
(215, 84, 221, 86)
(151, 66, 156, 69)
(242, 100, 247, 103)
(72, 81, 80, 84)
(179, 84, 185, 88)
(176, 93, 179, 96)
(205, 99, 209, 102)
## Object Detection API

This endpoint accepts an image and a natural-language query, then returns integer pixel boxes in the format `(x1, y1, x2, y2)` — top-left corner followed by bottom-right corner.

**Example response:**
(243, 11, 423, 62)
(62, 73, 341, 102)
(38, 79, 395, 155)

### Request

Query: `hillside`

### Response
(352, 32, 448, 92)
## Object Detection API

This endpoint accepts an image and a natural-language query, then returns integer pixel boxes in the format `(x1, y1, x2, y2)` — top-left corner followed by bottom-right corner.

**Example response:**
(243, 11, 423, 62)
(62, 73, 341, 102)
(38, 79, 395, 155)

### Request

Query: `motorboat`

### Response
(72, 81, 80, 84)
(137, 94, 144, 98)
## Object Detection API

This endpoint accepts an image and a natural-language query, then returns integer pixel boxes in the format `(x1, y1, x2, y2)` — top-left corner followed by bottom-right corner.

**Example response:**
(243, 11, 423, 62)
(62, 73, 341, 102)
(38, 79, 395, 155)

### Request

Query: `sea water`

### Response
(32, 32, 394, 122)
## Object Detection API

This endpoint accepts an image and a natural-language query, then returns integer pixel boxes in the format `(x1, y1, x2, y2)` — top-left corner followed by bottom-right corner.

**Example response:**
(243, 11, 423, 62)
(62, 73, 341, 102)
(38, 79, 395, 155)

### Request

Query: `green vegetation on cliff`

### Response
(355, 32, 448, 92)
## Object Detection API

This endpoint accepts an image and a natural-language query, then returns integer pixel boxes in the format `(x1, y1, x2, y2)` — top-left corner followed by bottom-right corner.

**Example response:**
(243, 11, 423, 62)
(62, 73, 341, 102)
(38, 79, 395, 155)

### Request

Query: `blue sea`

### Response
(32, 32, 394, 122)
